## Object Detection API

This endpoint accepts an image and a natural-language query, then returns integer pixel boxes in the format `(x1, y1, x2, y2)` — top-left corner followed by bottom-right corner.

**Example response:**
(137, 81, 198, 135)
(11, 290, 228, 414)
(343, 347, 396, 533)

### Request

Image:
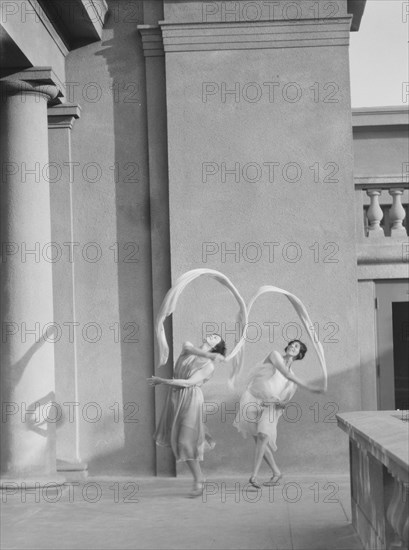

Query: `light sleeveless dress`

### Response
(233, 357, 297, 451)
(153, 351, 214, 462)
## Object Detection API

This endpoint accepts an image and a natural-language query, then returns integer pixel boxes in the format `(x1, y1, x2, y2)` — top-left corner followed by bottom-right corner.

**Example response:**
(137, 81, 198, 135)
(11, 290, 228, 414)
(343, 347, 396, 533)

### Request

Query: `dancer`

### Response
(148, 334, 226, 497)
(232, 285, 327, 489)
(234, 339, 322, 488)
(149, 269, 247, 497)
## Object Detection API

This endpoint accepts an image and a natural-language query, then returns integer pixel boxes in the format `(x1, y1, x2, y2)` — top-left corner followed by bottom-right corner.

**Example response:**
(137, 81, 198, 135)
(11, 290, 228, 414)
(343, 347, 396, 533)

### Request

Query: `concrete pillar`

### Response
(0, 76, 64, 486)
(139, 3, 175, 476)
(47, 104, 87, 473)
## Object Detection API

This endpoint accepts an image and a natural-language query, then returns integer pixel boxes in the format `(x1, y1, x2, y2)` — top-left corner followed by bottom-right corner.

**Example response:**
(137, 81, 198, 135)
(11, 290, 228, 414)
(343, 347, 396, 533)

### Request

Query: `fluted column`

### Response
(0, 78, 64, 486)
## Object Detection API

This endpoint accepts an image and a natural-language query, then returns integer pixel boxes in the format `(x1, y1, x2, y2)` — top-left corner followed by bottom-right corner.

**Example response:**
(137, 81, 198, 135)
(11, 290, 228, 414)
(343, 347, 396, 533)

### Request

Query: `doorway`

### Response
(376, 280, 409, 410)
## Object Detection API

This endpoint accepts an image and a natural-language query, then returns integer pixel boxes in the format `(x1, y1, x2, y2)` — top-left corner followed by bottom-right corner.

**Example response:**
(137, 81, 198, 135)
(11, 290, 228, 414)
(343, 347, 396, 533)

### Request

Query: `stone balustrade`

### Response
(337, 411, 409, 550)
(355, 179, 408, 239)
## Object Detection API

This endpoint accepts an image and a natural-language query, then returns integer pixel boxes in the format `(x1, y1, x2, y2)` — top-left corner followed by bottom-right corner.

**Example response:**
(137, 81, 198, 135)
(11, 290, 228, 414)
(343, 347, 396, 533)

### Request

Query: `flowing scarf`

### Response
(155, 269, 248, 387)
(246, 285, 328, 392)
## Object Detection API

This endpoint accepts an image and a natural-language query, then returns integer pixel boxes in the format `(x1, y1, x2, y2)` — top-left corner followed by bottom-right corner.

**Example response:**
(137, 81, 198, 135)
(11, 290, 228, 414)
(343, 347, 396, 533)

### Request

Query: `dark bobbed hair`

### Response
(285, 339, 307, 361)
(211, 337, 227, 357)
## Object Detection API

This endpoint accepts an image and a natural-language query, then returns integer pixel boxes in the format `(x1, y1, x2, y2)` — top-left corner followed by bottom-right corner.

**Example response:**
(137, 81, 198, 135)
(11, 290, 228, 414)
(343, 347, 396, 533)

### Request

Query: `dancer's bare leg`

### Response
(178, 425, 205, 497)
(252, 436, 280, 476)
(262, 443, 282, 485)
(186, 460, 206, 498)
(251, 433, 269, 480)
(185, 459, 204, 487)
(264, 443, 281, 476)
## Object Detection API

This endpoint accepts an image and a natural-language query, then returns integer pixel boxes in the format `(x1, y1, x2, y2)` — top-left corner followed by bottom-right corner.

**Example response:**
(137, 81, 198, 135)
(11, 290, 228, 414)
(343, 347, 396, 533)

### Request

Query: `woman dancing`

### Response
(234, 339, 323, 488)
(148, 334, 226, 497)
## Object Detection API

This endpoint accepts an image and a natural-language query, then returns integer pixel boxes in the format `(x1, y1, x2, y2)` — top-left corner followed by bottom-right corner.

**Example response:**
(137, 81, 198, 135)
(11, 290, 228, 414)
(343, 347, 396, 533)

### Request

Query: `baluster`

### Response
(386, 476, 409, 548)
(388, 189, 407, 238)
(366, 189, 385, 238)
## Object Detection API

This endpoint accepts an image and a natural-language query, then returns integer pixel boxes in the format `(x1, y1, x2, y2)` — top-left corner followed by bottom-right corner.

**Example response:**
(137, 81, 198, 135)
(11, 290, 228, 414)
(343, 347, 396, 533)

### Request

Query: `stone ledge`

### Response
(47, 103, 81, 119)
(357, 262, 409, 280)
(337, 411, 409, 483)
(357, 242, 408, 265)
(352, 106, 409, 128)
(355, 175, 409, 188)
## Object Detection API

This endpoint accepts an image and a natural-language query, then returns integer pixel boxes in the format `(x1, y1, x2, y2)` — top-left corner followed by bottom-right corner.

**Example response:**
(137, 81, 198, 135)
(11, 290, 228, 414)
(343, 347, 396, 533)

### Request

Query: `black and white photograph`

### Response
(0, 1, 408, 549)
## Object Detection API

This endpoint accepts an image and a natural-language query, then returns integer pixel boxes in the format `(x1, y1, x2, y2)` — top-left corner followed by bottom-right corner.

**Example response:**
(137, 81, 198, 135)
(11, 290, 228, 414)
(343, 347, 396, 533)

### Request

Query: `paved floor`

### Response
(1, 474, 363, 550)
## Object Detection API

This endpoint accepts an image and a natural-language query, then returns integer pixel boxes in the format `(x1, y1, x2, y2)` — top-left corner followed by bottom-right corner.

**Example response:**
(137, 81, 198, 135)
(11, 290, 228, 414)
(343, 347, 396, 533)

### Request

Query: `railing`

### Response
(337, 411, 409, 550)
(355, 177, 409, 240)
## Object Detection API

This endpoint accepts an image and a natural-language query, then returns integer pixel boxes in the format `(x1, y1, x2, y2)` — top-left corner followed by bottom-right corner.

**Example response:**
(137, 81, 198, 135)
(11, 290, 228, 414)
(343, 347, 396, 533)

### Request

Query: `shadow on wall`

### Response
(89, 1, 155, 475)
(0, 337, 54, 471)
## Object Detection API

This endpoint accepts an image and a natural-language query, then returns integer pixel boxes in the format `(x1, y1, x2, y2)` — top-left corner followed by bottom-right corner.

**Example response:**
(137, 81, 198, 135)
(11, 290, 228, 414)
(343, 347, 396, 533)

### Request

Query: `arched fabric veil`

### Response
(246, 286, 328, 393)
(155, 269, 248, 387)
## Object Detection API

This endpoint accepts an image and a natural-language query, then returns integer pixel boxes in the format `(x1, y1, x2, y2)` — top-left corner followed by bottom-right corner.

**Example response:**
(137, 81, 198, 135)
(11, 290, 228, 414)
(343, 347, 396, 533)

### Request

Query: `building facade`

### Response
(0, 0, 407, 484)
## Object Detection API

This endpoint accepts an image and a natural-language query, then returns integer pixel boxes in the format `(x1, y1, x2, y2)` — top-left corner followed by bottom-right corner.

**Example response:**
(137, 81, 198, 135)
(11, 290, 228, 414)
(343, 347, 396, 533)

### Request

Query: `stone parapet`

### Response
(337, 411, 408, 549)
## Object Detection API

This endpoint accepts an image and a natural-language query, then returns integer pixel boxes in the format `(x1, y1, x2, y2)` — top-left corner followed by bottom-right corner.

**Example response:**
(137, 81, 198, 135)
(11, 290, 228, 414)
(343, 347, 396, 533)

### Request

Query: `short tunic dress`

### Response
(233, 358, 297, 451)
(153, 350, 214, 462)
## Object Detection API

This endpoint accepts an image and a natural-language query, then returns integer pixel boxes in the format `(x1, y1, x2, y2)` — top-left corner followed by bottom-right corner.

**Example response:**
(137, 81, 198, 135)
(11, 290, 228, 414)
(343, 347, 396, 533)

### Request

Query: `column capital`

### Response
(0, 67, 65, 104)
(0, 80, 59, 104)
(48, 104, 82, 130)
(138, 25, 165, 57)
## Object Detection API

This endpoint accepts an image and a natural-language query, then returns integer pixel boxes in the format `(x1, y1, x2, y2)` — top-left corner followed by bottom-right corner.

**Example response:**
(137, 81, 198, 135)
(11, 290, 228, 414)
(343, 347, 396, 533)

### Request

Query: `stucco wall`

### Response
(61, 0, 155, 475)
(164, 0, 362, 475)
(3, 0, 406, 480)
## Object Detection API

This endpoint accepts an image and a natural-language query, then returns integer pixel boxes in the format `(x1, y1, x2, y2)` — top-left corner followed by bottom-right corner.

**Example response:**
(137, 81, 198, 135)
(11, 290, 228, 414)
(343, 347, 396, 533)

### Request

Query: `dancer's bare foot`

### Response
(263, 473, 282, 486)
(188, 479, 205, 498)
(249, 476, 261, 489)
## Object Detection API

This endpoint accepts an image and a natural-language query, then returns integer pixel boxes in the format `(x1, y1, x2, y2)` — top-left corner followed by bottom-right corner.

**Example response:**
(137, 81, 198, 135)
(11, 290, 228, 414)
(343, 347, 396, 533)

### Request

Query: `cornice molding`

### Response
(159, 17, 352, 53)
(347, 0, 366, 32)
(29, 0, 69, 56)
(354, 175, 409, 188)
(36, 0, 108, 49)
(138, 26, 165, 58)
(352, 107, 409, 128)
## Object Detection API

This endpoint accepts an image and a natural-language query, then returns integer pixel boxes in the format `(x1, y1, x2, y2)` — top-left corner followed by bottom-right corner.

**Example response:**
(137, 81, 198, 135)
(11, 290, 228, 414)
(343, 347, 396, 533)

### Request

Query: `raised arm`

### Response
(182, 341, 221, 360)
(266, 350, 323, 393)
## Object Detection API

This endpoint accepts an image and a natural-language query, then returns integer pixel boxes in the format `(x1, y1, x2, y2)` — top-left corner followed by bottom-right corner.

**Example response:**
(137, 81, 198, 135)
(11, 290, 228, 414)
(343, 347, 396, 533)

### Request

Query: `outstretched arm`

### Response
(147, 362, 215, 388)
(266, 351, 324, 393)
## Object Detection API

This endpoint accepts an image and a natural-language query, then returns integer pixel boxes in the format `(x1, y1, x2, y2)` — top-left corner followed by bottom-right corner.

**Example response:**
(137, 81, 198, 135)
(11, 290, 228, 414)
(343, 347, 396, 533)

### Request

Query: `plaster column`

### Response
(0, 78, 64, 486)
(138, 19, 175, 476)
(47, 104, 87, 473)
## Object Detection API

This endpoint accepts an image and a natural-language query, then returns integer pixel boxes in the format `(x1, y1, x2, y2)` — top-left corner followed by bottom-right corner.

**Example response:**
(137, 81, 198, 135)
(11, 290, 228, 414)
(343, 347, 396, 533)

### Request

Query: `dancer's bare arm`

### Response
(147, 362, 215, 388)
(266, 351, 323, 393)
